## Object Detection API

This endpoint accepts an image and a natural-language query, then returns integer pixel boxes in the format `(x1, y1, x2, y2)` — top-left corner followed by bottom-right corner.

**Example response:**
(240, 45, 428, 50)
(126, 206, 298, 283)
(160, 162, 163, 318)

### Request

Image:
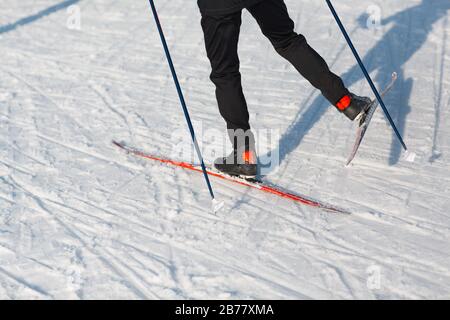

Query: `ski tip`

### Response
(345, 156, 355, 167)
(331, 208, 352, 215)
(212, 199, 225, 214)
(111, 140, 123, 148)
(316, 203, 352, 215)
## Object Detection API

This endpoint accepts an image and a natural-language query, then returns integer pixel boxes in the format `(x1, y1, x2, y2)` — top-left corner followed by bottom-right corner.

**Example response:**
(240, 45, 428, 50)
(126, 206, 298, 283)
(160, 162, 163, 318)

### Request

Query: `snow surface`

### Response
(1, 0, 450, 299)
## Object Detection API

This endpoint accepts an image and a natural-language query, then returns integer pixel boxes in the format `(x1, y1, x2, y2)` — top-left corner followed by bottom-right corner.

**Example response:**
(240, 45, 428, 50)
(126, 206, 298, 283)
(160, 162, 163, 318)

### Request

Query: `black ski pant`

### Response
(201, 0, 349, 131)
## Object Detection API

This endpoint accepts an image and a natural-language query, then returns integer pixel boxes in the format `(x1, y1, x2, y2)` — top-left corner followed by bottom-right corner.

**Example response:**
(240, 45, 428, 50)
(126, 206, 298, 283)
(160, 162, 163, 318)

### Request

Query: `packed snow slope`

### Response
(1, 0, 449, 299)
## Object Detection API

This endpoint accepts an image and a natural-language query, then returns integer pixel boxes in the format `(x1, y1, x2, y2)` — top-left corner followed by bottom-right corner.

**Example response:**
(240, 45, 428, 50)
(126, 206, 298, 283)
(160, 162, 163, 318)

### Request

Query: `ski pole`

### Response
(326, 0, 408, 151)
(147, 0, 222, 212)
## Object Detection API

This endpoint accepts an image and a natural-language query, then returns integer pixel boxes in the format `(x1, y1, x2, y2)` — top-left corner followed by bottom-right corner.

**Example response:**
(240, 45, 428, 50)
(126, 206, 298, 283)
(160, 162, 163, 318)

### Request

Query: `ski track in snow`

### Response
(0, 0, 450, 299)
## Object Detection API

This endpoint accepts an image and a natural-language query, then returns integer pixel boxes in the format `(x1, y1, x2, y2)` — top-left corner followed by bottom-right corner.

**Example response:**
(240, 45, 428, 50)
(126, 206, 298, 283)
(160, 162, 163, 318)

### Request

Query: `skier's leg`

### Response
(201, 12, 257, 177)
(201, 11, 250, 131)
(247, 0, 349, 106)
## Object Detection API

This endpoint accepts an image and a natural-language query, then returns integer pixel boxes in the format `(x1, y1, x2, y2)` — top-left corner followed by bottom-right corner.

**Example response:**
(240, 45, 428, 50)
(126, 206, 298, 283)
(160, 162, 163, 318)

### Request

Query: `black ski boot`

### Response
(214, 149, 257, 179)
(336, 93, 372, 122)
(214, 129, 258, 179)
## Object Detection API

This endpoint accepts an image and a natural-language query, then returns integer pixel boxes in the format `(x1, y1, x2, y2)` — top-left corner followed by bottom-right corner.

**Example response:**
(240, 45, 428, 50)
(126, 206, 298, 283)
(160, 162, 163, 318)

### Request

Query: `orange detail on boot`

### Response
(242, 150, 256, 164)
(336, 95, 352, 111)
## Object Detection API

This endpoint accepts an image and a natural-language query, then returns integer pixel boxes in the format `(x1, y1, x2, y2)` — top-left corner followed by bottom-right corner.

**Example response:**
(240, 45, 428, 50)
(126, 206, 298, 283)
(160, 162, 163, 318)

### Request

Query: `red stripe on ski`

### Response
(113, 141, 350, 214)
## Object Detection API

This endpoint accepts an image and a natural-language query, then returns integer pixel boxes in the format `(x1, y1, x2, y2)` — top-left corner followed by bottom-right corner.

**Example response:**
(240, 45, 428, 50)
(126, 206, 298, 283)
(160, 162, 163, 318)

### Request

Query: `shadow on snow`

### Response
(0, 0, 81, 34)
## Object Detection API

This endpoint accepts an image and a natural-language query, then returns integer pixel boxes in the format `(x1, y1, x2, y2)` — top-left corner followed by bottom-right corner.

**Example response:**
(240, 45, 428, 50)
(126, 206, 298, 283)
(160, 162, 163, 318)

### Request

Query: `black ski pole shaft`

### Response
(326, 0, 408, 151)
(147, 0, 216, 200)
